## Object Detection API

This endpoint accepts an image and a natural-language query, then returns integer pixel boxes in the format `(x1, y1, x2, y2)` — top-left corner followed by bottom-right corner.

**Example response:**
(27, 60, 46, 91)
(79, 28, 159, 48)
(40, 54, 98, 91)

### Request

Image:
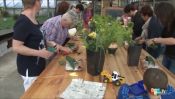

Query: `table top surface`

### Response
(21, 40, 175, 99)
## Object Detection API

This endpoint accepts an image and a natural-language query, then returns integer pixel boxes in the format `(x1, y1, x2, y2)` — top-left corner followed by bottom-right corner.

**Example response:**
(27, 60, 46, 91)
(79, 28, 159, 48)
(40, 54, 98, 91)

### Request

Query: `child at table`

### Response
(118, 68, 175, 99)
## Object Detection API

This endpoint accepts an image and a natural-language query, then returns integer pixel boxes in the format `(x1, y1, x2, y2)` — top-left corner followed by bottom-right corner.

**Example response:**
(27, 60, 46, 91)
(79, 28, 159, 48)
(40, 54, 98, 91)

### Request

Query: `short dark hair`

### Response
(154, 2, 175, 32)
(124, 4, 136, 13)
(131, 2, 139, 10)
(76, 4, 84, 11)
(140, 5, 153, 17)
(143, 68, 168, 91)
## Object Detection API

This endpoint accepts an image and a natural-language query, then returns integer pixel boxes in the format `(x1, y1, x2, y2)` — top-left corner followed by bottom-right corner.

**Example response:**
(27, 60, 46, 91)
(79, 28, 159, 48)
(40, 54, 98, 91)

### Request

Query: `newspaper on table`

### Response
(60, 79, 107, 99)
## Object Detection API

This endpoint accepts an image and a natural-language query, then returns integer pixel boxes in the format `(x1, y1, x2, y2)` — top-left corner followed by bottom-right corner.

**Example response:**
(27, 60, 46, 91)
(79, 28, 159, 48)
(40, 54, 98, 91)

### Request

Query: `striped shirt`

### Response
(41, 15, 68, 45)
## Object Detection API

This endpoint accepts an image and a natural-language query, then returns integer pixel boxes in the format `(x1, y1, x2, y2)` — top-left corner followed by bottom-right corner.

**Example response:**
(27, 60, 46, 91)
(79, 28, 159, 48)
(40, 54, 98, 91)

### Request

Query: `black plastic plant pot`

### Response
(86, 49, 105, 76)
(108, 48, 117, 54)
(127, 45, 142, 66)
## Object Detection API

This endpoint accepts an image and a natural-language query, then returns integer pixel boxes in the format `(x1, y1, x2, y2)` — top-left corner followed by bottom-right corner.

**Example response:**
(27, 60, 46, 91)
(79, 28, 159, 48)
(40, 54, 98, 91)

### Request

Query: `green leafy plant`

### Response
(79, 15, 133, 52)
(13, 14, 19, 20)
(0, 7, 9, 18)
(0, 17, 15, 30)
(66, 56, 78, 69)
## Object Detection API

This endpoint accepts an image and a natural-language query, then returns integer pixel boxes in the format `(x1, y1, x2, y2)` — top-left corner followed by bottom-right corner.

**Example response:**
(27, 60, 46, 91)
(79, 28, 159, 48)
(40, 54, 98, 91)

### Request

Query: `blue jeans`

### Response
(162, 55, 175, 74)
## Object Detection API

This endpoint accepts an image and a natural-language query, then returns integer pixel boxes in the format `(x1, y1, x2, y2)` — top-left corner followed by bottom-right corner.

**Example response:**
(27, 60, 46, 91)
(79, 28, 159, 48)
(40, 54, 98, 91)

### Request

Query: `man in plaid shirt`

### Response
(41, 13, 73, 54)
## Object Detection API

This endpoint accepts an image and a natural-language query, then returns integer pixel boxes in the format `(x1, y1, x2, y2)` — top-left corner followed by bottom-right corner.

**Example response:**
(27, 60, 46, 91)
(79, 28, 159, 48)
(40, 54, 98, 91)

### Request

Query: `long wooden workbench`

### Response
(21, 40, 175, 99)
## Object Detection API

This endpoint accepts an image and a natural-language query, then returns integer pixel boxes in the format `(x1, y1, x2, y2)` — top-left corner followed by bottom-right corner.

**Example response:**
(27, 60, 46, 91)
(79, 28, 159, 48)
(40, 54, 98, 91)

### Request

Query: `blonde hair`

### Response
(22, 0, 36, 9)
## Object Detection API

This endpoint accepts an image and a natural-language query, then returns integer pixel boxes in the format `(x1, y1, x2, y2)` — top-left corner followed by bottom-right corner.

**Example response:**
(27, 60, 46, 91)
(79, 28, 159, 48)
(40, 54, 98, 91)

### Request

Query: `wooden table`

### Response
(21, 41, 175, 99)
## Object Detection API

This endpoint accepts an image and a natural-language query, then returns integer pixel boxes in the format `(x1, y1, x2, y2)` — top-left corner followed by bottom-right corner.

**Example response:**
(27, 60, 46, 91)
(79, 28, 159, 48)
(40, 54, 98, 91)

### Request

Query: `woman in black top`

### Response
(13, 0, 53, 91)
(147, 2, 175, 74)
(124, 4, 145, 40)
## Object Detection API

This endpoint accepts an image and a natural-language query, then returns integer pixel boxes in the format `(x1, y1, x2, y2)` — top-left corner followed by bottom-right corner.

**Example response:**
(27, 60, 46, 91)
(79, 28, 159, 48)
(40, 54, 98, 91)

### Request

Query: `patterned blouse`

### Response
(41, 15, 68, 45)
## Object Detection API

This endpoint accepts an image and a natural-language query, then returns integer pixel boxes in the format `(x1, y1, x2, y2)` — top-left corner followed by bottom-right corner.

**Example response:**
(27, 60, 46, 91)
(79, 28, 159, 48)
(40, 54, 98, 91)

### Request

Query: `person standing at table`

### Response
(67, 3, 84, 27)
(136, 5, 163, 58)
(12, 0, 53, 91)
(41, 13, 74, 54)
(83, 3, 93, 28)
(124, 3, 145, 40)
(147, 2, 175, 74)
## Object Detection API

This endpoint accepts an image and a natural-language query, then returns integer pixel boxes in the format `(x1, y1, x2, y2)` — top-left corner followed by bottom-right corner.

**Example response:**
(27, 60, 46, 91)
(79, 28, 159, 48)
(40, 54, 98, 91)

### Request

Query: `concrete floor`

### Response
(0, 51, 24, 99)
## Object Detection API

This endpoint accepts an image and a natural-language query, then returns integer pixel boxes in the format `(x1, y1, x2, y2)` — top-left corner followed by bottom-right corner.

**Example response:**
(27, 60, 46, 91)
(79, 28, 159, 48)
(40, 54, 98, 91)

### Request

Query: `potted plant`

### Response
(78, 15, 132, 76)
(106, 20, 133, 54)
(108, 43, 118, 54)
(125, 22, 142, 67)
(84, 31, 105, 76)
(127, 42, 142, 67)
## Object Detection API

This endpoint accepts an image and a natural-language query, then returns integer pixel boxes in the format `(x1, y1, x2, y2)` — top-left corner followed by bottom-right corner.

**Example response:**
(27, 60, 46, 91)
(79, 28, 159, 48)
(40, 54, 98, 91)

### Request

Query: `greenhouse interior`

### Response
(0, 0, 175, 99)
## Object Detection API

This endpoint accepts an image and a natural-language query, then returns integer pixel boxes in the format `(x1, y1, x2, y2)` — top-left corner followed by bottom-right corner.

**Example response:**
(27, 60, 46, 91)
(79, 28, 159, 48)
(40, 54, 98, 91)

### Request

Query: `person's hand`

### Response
(59, 47, 72, 55)
(62, 47, 72, 53)
(135, 36, 142, 41)
(146, 39, 154, 46)
(135, 36, 145, 44)
(138, 39, 145, 44)
(54, 44, 60, 51)
(38, 48, 53, 59)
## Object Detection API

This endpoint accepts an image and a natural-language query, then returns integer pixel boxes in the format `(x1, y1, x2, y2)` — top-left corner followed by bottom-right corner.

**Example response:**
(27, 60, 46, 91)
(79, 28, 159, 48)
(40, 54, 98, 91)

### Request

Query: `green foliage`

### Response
(76, 20, 83, 33)
(0, 7, 3, 18)
(0, 7, 9, 18)
(0, 15, 49, 30)
(36, 15, 49, 23)
(80, 15, 133, 52)
(145, 56, 155, 66)
(66, 56, 77, 69)
(0, 17, 15, 30)
(13, 14, 19, 20)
